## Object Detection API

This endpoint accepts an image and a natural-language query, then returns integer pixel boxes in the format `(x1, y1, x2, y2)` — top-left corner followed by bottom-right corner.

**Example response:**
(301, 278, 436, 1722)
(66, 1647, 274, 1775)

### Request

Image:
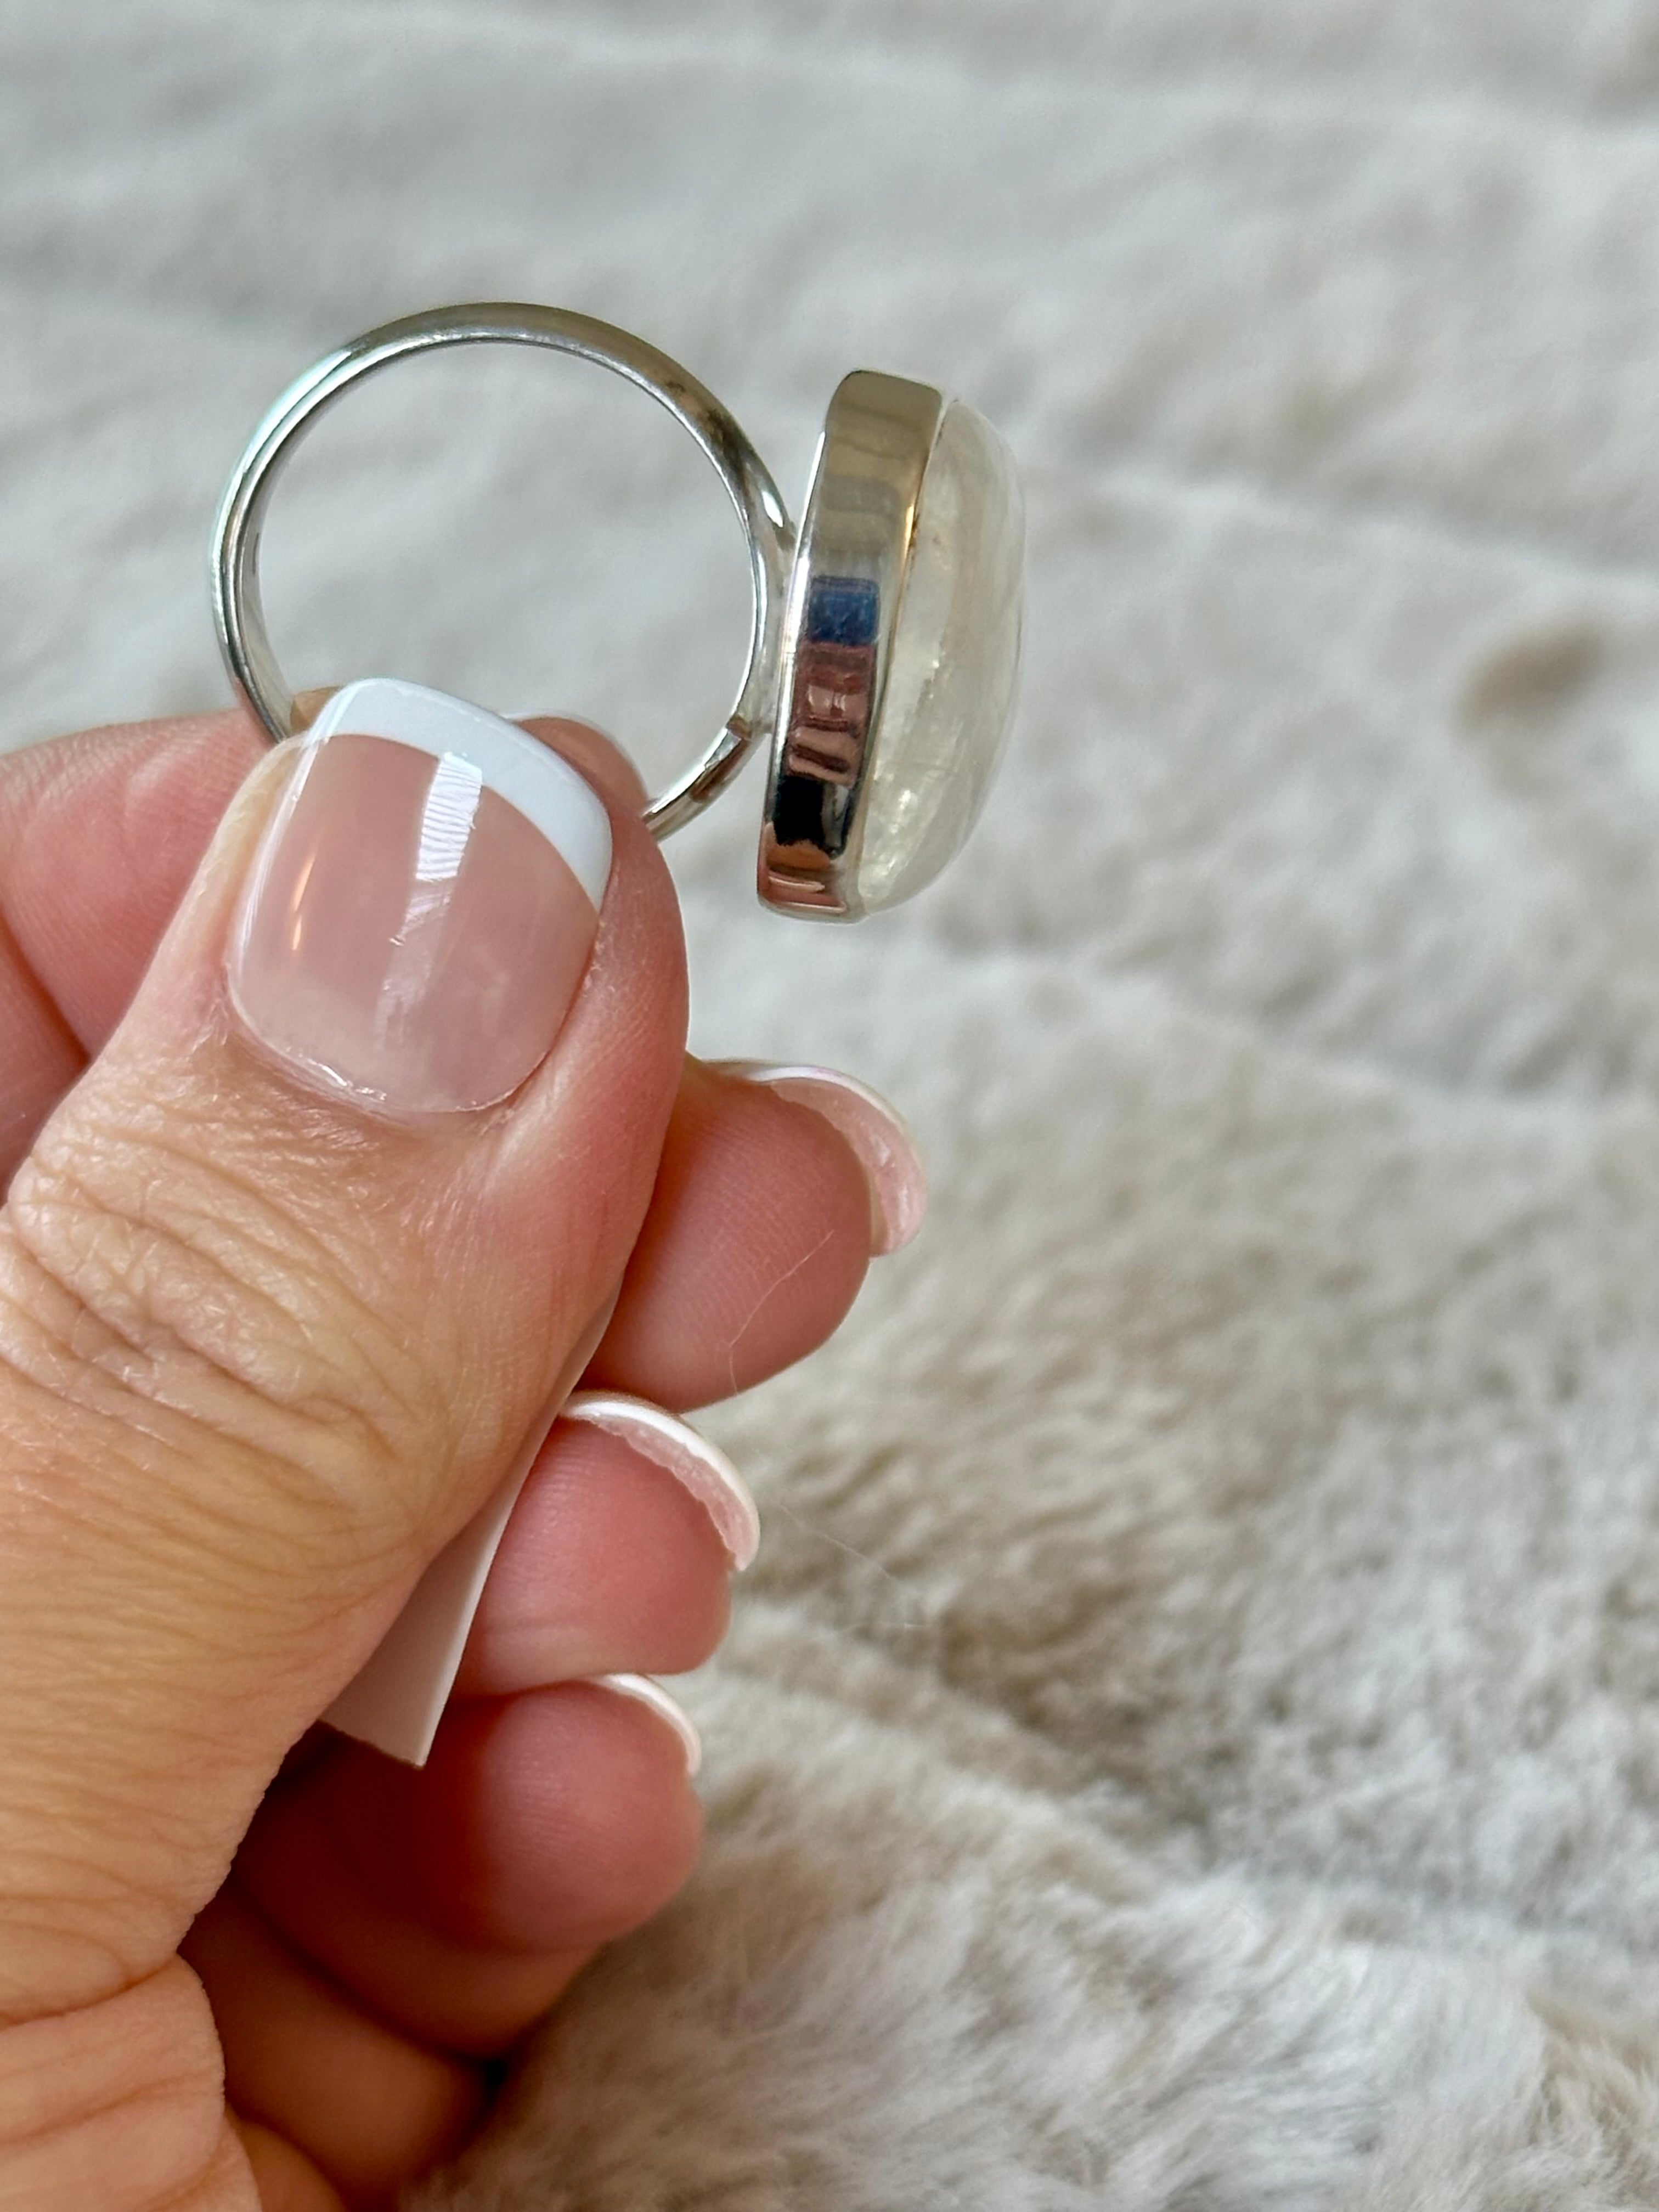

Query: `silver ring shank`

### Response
(212, 303, 795, 840)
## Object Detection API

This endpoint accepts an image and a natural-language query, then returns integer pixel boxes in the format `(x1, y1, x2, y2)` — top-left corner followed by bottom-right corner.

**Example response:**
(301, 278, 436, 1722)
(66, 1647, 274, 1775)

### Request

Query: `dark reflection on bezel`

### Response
(759, 373, 947, 921)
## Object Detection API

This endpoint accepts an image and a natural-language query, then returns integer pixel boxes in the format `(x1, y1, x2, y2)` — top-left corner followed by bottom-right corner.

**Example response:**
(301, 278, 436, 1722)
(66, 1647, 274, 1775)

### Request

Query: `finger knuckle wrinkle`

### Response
(0, 1959, 233, 2210)
(1, 1119, 444, 1494)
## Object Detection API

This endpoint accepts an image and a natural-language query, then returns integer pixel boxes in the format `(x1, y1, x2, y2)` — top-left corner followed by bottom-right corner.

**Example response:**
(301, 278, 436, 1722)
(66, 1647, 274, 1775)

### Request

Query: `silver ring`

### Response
(211, 302, 795, 841)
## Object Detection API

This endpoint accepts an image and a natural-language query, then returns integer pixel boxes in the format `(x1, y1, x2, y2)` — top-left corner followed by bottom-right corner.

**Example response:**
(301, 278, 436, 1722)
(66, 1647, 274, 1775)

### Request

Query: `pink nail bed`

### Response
(228, 678, 612, 1116)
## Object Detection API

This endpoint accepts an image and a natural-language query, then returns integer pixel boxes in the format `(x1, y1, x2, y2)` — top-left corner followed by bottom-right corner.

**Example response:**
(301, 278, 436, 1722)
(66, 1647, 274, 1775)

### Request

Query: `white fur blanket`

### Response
(3, 3, 1657, 2204)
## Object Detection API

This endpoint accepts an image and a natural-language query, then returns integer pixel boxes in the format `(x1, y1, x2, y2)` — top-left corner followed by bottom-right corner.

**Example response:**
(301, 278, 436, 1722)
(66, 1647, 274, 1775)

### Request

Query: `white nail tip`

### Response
(592, 1673, 703, 1776)
(561, 1391, 760, 1571)
(307, 676, 613, 908)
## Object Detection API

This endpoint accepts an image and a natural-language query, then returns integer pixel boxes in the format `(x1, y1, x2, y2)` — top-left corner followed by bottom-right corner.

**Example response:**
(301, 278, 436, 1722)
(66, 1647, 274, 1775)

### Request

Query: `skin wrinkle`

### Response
(0, 1961, 236, 2203)
(0, 1469, 322, 1706)
(115, 1086, 578, 1498)
(0, 1406, 388, 1618)
(0, 710, 885, 2196)
(0, 1841, 186, 2021)
(6, 1171, 353, 1395)
(0, 1254, 410, 1568)
(0, 1243, 420, 1666)
(65, 1017, 409, 1218)
(13, 1112, 432, 1428)
(0, 1816, 182, 1939)
(3, 1097, 517, 1637)
(0, 1762, 294, 2035)
(0, 1164, 441, 1534)
(0, 1255, 222, 1483)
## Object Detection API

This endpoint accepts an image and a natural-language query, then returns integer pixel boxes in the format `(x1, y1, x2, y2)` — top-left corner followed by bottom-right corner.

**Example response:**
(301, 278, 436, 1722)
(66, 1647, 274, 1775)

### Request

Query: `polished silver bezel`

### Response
(758, 371, 948, 919)
(212, 302, 795, 842)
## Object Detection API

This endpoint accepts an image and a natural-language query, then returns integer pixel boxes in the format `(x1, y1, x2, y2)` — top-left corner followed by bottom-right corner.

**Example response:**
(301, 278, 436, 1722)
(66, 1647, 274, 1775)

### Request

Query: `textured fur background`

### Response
(2, 3, 1658, 2203)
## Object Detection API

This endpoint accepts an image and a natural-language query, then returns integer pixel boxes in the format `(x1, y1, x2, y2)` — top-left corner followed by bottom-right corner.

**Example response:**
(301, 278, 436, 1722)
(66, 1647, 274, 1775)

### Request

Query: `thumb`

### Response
(0, 679, 686, 2023)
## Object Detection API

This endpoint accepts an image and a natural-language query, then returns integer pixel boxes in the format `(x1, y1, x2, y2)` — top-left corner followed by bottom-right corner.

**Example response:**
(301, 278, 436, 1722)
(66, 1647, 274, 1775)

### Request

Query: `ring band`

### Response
(211, 301, 796, 840)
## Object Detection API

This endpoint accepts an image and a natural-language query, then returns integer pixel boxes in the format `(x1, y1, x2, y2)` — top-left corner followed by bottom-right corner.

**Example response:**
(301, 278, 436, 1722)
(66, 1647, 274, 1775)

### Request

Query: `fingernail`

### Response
(228, 678, 612, 1116)
(715, 1062, 927, 1255)
(562, 1391, 760, 1571)
(591, 1673, 702, 1777)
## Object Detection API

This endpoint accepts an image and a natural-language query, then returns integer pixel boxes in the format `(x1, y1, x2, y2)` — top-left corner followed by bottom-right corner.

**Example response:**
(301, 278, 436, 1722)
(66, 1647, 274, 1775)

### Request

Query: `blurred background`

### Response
(5, 5, 1659, 2202)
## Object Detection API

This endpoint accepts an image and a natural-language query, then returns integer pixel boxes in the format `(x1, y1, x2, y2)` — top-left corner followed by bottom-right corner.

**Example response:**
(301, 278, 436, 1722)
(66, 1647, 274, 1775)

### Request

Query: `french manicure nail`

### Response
(562, 1391, 760, 1571)
(715, 1061, 927, 1255)
(591, 1673, 702, 1776)
(228, 677, 613, 1116)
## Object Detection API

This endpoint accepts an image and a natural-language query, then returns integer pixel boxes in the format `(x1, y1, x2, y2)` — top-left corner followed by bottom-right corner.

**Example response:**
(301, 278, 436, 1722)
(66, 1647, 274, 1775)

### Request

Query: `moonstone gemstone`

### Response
(854, 400, 1024, 911)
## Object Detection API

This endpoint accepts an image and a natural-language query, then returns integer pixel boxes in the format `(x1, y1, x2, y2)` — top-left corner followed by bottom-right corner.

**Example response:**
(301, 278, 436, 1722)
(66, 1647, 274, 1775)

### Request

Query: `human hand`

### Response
(0, 699, 923, 2209)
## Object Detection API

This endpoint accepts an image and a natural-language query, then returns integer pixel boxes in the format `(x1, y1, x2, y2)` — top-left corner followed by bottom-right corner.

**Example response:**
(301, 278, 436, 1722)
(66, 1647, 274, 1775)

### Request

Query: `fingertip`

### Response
(589, 1672, 703, 1777)
(588, 1056, 874, 1407)
(712, 1060, 928, 1256)
(231, 2119, 349, 2212)
(561, 1391, 760, 1572)
(0, 708, 266, 1048)
(323, 1684, 704, 1953)
(517, 714, 651, 814)
(456, 1413, 737, 1696)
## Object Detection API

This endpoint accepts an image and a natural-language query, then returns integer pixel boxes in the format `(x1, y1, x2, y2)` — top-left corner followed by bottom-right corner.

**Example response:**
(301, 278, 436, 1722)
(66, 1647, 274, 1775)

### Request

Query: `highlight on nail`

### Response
(562, 1391, 760, 1571)
(591, 1673, 703, 1776)
(228, 677, 612, 1118)
(715, 1060, 927, 1255)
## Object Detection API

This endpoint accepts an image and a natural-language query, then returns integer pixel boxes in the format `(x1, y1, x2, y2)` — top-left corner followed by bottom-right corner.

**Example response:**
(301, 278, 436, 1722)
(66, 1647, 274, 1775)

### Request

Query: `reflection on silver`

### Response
(212, 302, 793, 844)
(212, 306, 1018, 922)
(757, 370, 945, 918)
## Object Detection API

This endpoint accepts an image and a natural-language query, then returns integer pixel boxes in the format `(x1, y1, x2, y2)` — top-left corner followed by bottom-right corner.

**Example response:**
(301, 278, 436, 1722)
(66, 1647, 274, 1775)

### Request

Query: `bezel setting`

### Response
(212, 308, 1023, 926)
(759, 372, 947, 920)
